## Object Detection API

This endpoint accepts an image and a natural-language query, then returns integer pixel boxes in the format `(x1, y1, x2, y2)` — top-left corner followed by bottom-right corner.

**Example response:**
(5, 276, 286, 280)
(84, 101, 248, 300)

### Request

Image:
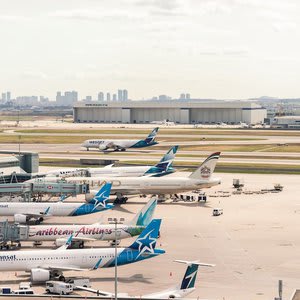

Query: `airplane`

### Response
(0, 219, 164, 282)
(77, 259, 215, 299)
(150, 120, 175, 126)
(81, 127, 159, 151)
(41, 152, 221, 203)
(0, 183, 113, 224)
(41, 145, 178, 178)
(24, 198, 157, 248)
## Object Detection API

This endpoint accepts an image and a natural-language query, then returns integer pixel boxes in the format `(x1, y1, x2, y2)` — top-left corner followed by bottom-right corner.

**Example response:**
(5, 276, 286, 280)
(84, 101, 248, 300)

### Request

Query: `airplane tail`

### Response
(129, 219, 161, 251)
(144, 127, 159, 144)
(90, 182, 113, 209)
(143, 145, 178, 177)
(188, 152, 221, 180)
(175, 260, 215, 290)
(127, 198, 157, 227)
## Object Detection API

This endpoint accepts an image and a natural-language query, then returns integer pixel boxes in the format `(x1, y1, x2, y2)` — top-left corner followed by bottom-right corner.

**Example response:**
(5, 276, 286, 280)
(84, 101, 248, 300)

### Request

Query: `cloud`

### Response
(21, 71, 48, 79)
(0, 15, 30, 22)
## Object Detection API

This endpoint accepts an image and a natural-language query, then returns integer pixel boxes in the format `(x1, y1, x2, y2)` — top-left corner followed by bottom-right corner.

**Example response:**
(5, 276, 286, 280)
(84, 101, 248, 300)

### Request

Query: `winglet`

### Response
(44, 207, 50, 215)
(92, 258, 102, 270)
(57, 234, 74, 250)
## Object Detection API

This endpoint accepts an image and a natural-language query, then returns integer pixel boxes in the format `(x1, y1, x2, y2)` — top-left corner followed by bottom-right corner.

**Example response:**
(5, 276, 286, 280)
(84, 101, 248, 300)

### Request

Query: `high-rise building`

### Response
(118, 89, 123, 102)
(1, 93, 6, 102)
(56, 91, 78, 106)
(113, 94, 117, 101)
(86, 96, 92, 102)
(106, 93, 111, 101)
(186, 93, 191, 99)
(98, 92, 104, 101)
(123, 89, 128, 101)
(6, 92, 11, 101)
(180, 93, 186, 100)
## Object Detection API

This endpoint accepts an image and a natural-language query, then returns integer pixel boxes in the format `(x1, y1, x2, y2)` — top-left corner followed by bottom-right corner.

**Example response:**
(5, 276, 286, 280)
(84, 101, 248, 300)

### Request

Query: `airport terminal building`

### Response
(73, 100, 266, 124)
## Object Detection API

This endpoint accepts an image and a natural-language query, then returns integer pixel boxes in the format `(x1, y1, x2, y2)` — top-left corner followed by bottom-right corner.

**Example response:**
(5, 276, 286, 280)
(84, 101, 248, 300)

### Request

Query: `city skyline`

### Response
(0, 1, 299, 99)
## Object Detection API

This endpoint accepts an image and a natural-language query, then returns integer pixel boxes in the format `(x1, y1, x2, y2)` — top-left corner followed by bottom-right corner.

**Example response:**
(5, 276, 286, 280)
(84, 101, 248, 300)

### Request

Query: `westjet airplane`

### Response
(81, 127, 159, 151)
(0, 183, 113, 224)
(41, 152, 221, 203)
(0, 219, 164, 282)
(25, 199, 157, 248)
(78, 259, 214, 299)
(42, 145, 178, 178)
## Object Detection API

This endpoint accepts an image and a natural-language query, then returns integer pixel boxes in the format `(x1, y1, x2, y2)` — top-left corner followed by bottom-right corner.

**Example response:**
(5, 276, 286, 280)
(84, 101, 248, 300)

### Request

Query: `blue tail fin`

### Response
(180, 264, 199, 289)
(143, 145, 178, 177)
(144, 127, 159, 144)
(90, 182, 113, 209)
(128, 198, 157, 227)
(129, 219, 161, 252)
(175, 260, 215, 290)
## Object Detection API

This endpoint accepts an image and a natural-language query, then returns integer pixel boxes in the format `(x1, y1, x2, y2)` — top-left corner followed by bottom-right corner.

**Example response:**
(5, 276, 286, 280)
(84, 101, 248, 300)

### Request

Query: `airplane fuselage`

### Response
(0, 247, 165, 272)
(0, 202, 108, 218)
(38, 176, 221, 196)
(27, 224, 144, 242)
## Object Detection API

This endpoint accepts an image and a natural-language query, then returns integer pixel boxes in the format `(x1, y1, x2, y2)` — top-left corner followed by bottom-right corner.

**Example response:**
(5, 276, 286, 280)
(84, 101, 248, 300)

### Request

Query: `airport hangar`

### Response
(73, 100, 267, 124)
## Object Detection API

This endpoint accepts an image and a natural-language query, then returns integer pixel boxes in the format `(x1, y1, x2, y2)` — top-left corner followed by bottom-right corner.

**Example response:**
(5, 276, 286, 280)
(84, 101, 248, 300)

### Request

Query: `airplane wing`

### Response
(75, 286, 113, 297)
(26, 207, 52, 218)
(40, 265, 85, 272)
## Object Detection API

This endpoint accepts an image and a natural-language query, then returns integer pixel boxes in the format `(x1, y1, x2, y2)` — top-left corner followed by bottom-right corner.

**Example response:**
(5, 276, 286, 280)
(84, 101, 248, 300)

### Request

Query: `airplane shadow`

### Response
(111, 205, 134, 214)
(90, 274, 153, 284)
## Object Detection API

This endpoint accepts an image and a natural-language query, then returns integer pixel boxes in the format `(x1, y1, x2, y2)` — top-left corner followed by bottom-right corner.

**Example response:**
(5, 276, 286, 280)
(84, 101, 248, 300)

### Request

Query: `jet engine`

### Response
(99, 144, 108, 151)
(14, 214, 28, 224)
(31, 268, 50, 282)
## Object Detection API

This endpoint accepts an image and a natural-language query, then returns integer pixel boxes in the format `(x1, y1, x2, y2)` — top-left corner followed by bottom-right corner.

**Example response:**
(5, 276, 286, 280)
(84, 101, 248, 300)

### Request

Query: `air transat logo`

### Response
(92, 190, 109, 211)
(135, 229, 156, 259)
(200, 166, 211, 179)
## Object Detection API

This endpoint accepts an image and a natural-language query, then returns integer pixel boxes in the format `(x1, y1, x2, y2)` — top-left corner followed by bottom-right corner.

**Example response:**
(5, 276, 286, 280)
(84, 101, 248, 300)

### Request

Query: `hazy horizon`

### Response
(0, 0, 299, 99)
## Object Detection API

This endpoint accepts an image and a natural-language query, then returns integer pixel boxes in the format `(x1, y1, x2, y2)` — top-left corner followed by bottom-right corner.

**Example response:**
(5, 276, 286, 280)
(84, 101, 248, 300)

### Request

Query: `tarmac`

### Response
(0, 171, 299, 300)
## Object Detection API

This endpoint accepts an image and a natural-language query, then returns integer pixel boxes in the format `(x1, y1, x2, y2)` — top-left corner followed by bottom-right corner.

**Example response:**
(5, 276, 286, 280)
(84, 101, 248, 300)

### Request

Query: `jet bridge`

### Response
(0, 220, 28, 249)
(0, 179, 89, 201)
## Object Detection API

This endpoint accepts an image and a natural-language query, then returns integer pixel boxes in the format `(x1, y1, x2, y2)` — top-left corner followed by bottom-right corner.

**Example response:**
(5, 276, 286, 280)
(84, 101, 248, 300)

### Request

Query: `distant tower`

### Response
(186, 93, 190, 99)
(98, 92, 104, 101)
(1, 93, 6, 102)
(180, 93, 185, 100)
(86, 96, 92, 101)
(123, 89, 128, 101)
(106, 93, 111, 101)
(56, 92, 62, 104)
(6, 92, 11, 101)
(113, 94, 117, 101)
(118, 89, 123, 101)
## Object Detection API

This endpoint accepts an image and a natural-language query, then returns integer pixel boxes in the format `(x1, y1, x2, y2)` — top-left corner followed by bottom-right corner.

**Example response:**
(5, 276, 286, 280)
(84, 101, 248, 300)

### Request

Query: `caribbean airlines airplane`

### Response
(24, 199, 157, 247)
(0, 219, 164, 282)
(81, 127, 159, 151)
(0, 183, 113, 224)
(41, 152, 221, 203)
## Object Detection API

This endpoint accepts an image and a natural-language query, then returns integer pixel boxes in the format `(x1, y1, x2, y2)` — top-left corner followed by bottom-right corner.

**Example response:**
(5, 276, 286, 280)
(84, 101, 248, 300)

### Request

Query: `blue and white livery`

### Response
(0, 219, 164, 282)
(0, 183, 113, 224)
(82, 127, 159, 151)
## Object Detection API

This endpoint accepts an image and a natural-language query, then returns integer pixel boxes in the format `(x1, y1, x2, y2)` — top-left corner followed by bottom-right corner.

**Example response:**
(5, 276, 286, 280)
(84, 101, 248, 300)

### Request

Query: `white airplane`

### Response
(40, 152, 221, 203)
(24, 198, 157, 248)
(42, 145, 178, 178)
(78, 259, 215, 299)
(81, 127, 159, 151)
(0, 219, 164, 282)
(0, 183, 113, 224)
(150, 120, 175, 126)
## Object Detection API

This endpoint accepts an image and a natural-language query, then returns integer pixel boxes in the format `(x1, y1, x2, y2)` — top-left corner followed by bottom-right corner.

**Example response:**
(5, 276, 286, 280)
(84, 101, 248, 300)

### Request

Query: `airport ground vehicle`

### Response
(12, 289, 34, 295)
(213, 208, 223, 216)
(65, 277, 91, 289)
(46, 281, 73, 295)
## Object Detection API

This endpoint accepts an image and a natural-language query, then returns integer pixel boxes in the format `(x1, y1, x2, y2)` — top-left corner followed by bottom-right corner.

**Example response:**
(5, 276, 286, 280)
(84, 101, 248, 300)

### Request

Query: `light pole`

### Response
(108, 217, 125, 300)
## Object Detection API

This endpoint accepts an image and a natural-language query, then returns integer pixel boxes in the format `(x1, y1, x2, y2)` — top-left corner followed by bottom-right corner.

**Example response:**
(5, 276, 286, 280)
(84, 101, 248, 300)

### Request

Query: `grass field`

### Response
(39, 158, 300, 175)
(14, 128, 300, 136)
(0, 135, 262, 144)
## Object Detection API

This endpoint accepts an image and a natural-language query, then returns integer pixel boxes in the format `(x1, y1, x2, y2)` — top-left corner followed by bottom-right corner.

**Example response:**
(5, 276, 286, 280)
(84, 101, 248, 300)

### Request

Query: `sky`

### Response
(0, 0, 299, 100)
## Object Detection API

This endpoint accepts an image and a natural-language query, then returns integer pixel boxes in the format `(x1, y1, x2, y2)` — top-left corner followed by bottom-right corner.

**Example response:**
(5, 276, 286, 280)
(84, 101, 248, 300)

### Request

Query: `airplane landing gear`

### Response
(114, 196, 128, 204)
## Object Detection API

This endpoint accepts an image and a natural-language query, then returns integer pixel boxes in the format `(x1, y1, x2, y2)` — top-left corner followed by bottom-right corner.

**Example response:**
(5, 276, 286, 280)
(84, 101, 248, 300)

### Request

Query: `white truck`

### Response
(65, 277, 91, 289)
(45, 281, 73, 295)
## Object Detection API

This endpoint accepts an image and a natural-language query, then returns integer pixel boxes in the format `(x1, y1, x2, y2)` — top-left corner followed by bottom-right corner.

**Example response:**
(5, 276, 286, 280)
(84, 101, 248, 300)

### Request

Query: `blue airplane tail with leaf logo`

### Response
(129, 219, 161, 251)
(143, 145, 178, 177)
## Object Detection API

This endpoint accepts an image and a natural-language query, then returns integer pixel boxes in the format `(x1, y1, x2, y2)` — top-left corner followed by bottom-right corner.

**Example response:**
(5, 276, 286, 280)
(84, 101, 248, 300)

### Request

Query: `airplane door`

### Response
(82, 255, 87, 264)
(127, 249, 133, 262)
